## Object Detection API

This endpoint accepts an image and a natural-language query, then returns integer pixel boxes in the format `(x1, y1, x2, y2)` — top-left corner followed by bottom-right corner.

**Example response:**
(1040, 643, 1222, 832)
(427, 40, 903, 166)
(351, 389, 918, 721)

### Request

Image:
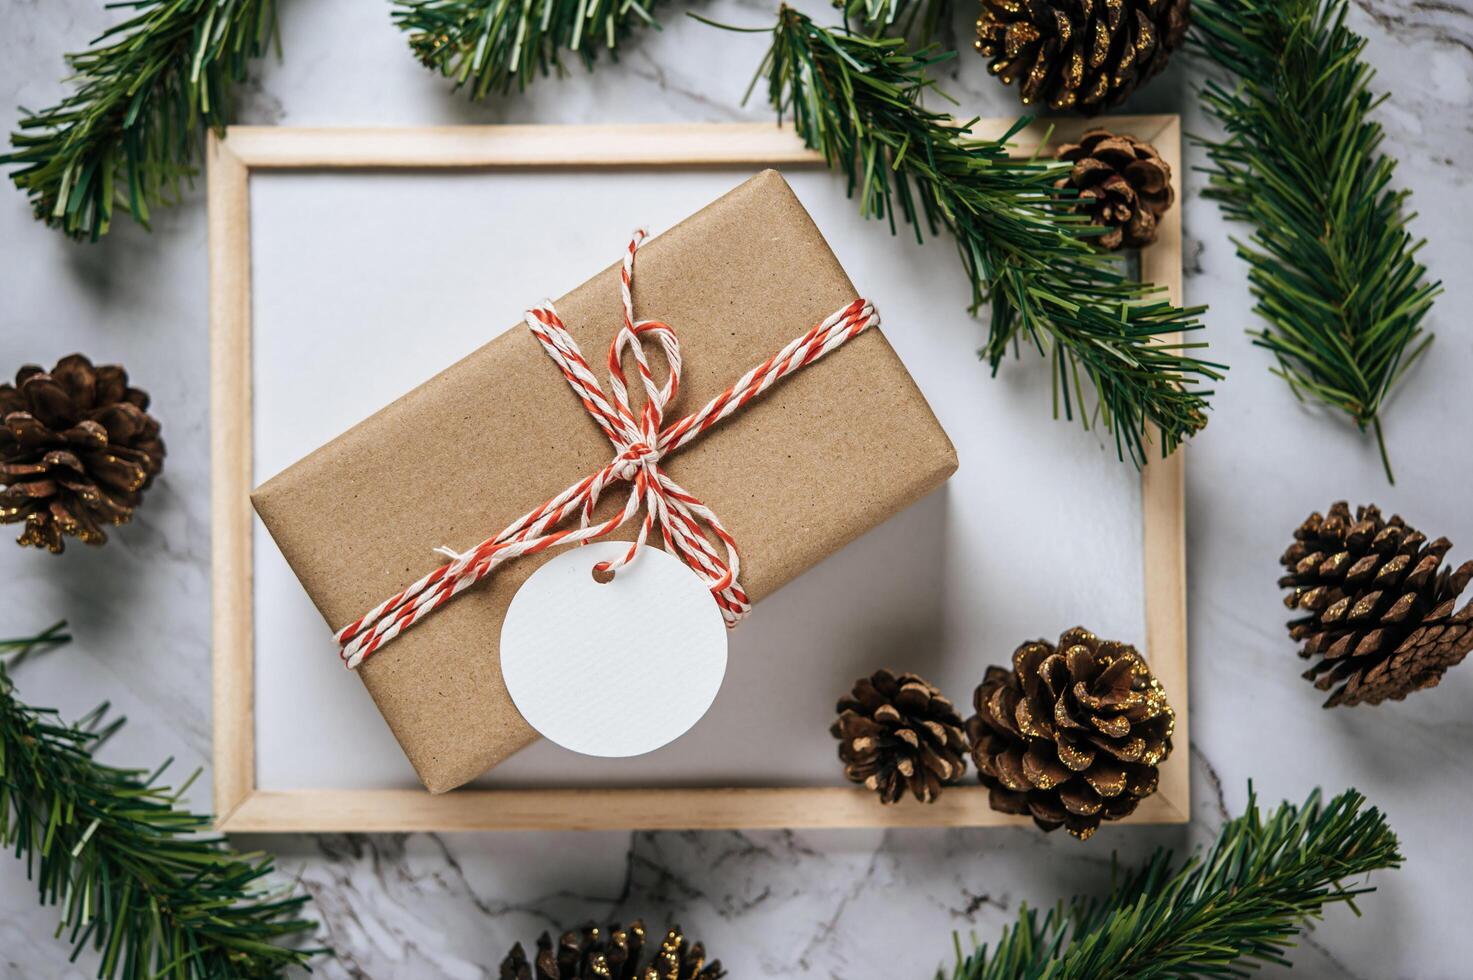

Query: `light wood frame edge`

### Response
(209, 133, 255, 826)
(210, 117, 1190, 833)
(1137, 115, 1191, 828)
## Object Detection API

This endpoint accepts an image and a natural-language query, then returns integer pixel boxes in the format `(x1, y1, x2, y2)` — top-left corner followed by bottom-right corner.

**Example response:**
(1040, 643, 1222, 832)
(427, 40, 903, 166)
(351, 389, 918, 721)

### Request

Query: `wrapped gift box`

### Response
(253, 170, 957, 792)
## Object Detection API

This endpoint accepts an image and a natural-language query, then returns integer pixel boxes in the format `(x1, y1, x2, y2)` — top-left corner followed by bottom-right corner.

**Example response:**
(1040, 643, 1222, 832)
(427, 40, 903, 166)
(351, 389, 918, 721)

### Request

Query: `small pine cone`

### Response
(1281, 502, 1473, 708)
(1055, 129, 1175, 249)
(498, 920, 724, 980)
(967, 628, 1175, 840)
(975, 0, 1191, 114)
(831, 669, 969, 804)
(0, 354, 165, 552)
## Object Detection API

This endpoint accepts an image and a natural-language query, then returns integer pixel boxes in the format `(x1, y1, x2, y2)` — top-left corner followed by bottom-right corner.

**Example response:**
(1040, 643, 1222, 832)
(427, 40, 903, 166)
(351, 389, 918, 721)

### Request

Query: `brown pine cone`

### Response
(1055, 129, 1175, 249)
(967, 628, 1174, 840)
(1281, 502, 1473, 708)
(831, 669, 969, 804)
(0, 354, 165, 553)
(975, 0, 1191, 114)
(498, 920, 724, 980)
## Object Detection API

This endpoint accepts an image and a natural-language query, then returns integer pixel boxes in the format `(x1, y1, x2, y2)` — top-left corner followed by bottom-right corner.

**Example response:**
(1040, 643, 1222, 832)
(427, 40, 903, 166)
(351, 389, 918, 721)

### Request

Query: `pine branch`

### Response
(945, 785, 1402, 979)
(740, 9, 1221, 464)
(2, 0, 278, 241)
(1191, 0, 1440, 484)
(394, 0, 664, 100)
(0, 623, 321, 978)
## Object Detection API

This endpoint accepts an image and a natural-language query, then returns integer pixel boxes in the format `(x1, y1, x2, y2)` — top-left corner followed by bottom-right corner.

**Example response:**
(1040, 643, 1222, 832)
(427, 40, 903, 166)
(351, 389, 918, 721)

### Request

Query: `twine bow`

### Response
(336, 231, 879, 669)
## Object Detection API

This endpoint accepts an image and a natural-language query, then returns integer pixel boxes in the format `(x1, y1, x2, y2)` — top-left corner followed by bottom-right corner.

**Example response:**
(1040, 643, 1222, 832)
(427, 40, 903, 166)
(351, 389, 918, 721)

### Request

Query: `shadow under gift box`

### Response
(252, 170, 958, 793)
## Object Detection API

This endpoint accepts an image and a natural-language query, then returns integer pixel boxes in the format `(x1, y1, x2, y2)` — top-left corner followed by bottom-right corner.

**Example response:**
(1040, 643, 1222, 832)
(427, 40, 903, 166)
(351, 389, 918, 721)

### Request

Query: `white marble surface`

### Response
(2, 0, 1471, 977)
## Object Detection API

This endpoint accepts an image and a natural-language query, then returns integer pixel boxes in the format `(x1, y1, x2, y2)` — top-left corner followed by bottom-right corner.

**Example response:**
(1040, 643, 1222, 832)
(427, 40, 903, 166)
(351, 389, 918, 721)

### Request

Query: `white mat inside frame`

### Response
(212, 120, 1189, 832)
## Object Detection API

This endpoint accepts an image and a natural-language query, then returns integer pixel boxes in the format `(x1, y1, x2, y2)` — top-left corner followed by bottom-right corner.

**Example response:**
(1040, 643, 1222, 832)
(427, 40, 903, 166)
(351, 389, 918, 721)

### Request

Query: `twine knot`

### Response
(614, 441, 662, 481)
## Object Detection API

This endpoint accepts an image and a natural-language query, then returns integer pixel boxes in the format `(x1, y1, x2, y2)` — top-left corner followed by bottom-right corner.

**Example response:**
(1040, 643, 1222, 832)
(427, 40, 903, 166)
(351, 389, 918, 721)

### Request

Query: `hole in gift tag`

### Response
(500, 541, 728, 757)
(590, 564, 616, 585)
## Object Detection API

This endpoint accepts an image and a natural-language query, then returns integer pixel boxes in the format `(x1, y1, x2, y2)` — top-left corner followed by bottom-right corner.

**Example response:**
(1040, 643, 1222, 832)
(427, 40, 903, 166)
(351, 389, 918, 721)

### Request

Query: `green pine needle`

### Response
(838, 0, 951, 41)
(2, 0, 278, 241)
(1, 623, 322, 978)
(1192, 0, 1440, 484)
(394, 0, 664, 100)
(945, 785, 1402, 979)
(740, 9, 1222, 465)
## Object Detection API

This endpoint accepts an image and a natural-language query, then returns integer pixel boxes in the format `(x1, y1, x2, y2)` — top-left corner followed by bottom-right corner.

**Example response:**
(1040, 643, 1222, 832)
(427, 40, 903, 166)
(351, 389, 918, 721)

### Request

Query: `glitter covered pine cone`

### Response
(975, 0, 1191, 114)
(966, 628, 1175, 840)
(1281, 502, 1473, 708)
(498, 920, 724, 980)
(0, 354, 165, 552)
(831, 669, 969, 804)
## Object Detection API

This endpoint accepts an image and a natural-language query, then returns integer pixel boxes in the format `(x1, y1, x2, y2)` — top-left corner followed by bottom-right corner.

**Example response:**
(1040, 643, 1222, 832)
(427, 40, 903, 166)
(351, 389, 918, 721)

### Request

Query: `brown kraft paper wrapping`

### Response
(253, 170, 958, 793)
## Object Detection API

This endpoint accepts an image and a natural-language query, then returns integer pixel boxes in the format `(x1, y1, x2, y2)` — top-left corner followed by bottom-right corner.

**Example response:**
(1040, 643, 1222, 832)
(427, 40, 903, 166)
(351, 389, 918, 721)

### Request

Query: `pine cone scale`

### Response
(1083, 760, 1127, 797)
(1022, 743, 1071, 788)
(1056, 735, 1095, 770)
(1060, 782, 1102, 815)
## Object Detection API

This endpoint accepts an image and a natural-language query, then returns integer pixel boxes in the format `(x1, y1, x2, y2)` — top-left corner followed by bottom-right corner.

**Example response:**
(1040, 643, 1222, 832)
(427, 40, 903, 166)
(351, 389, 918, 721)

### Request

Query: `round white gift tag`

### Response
(500, 541, 728, 757)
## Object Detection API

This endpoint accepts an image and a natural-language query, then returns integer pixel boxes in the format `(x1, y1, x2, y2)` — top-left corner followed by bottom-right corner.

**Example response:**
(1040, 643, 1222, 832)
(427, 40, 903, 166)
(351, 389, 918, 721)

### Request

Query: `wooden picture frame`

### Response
(210, 117, 1189, 833)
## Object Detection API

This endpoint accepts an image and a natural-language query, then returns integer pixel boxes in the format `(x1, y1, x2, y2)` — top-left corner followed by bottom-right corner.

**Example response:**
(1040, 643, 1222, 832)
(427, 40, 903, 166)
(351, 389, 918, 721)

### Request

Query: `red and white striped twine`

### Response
(335, 231, 879, 669)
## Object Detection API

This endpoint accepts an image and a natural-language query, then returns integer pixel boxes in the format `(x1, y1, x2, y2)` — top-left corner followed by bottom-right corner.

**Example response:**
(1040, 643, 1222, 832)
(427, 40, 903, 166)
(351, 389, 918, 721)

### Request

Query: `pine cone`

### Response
(1055, 129, 1175, 249)
(831, 669, 969, 804)
(1281, 502, 1473, 708)
(498, 920, 724, 980)
(966, 628, 1174, 840)
(0, 354, 165, 553)
(975, 0, 1191, 114)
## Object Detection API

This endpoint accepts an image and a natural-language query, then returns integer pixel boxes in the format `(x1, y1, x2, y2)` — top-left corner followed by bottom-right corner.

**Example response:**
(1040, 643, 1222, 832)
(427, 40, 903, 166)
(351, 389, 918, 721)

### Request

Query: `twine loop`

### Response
(335, 230, 879, 669)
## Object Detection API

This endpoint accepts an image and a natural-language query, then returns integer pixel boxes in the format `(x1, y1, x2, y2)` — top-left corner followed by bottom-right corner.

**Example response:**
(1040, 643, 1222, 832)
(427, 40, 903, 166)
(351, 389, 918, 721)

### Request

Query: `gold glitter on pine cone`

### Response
(966, 628, 1175, 840)
(498, 920, 724, 980)
(831, 668, 969, 804)
(1281, 502, 1473, 708)
(0, 354, 165, 553)
(1055, 128, 1175, 249)
(975, 0, 1191, 114)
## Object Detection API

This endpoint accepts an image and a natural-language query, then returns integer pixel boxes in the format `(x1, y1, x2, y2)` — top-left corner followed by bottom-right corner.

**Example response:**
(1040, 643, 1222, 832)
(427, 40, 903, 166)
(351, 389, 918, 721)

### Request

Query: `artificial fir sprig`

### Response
(1192, 0, 1440, 483)
(945, 785, 1401, 979)
(2, 0, 278, 241)
(394, 0, 664, 100)
(0, 623, 321, 979)
(747, 9, 1221, 464)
